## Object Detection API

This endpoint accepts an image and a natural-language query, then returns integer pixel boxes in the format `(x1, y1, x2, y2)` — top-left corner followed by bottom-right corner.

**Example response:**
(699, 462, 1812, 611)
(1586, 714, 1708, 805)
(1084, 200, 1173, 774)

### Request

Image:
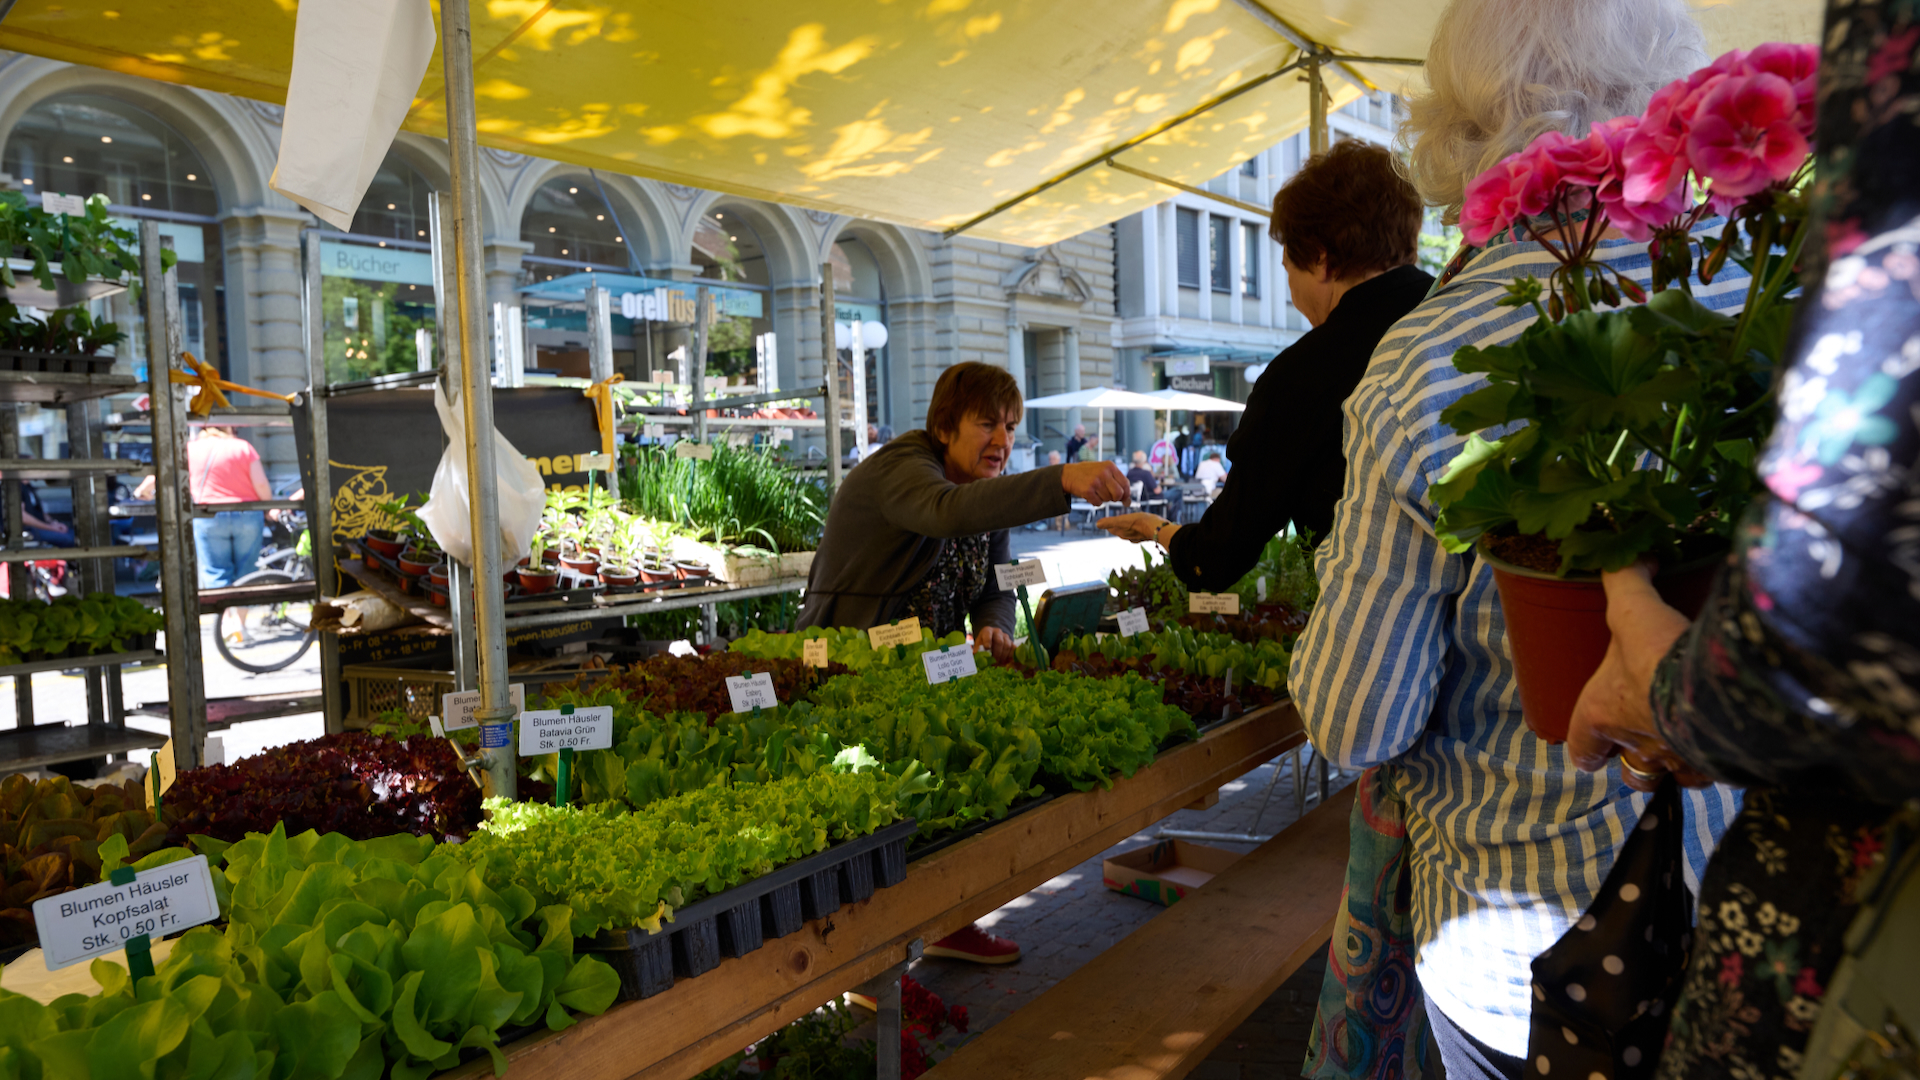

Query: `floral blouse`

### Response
(1651, 4, 1920, 1078)
(905, 532, 992, 639)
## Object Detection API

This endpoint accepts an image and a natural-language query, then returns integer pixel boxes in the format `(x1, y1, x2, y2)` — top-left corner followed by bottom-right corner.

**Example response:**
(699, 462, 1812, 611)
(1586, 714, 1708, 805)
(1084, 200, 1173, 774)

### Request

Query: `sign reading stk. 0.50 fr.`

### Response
(32, 855, 221, 970)
(519, 707, 614, 756)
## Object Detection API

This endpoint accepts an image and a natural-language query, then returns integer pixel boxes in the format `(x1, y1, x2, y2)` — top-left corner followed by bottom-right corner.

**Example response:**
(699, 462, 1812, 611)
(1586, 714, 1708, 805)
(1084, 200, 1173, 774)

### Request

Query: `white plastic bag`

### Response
(418, 382, 545, 568)
(268, 0, 436, 230)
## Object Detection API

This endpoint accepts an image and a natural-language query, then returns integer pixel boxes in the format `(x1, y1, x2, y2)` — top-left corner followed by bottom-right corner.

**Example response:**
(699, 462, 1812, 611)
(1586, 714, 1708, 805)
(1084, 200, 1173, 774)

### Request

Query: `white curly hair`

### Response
(1401, 0, 1710, 222)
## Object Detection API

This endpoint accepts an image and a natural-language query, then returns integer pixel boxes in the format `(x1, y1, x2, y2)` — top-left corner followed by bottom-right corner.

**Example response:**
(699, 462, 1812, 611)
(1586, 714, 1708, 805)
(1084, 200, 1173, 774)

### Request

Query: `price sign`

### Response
(642, 422, 666, 440)
(519, 706, 615, 756)
(921, 646, 978, 684)
(802, 637, 830, 668)
(1256, 576, 1268, 602)
(724, 672, 778, 713)
(441, 684, 527, 731)
(650, 370, 676, 386)
(32, 855, 220, 971)
(993, 560, 1048, 591)
(577, 451, 613, 471)
(1189, 592, 1241, 615)
(773, 426, 795, 444)
(1116, 607, 1150, 637)
(868, 618, 922, 649)
(40, 192, 86, 217)
(152, 739, 178, 798)
(675, 441, 714, 460)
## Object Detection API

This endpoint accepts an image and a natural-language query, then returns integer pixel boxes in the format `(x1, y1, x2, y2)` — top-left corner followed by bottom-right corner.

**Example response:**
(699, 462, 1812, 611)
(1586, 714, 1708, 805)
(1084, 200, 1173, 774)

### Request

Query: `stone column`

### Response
(1062, 324, 1082, 441)
(219, 206, 310, 481)
(772, 281, 822, 461)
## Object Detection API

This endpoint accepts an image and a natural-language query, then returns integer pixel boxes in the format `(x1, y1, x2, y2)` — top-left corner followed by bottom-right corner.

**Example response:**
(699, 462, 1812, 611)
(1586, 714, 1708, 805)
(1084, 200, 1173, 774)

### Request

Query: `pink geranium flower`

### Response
(1460, 146, 1563, 246)
(1688, 72, 1809, 198)
(1740, 42, 1819, 135)
(1589, 116, 1689, 241)
(1622, 49, 1749, 203)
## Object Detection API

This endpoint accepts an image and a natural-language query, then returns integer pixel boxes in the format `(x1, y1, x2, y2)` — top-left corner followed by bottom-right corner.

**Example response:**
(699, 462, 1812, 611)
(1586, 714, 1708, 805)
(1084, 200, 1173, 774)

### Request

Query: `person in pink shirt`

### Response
(187, 426, 272, 587)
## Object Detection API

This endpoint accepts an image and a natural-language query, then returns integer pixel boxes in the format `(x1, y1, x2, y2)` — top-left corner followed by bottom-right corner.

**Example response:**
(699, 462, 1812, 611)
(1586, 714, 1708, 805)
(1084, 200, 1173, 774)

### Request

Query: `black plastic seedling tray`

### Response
(582, 818, 916, 1001)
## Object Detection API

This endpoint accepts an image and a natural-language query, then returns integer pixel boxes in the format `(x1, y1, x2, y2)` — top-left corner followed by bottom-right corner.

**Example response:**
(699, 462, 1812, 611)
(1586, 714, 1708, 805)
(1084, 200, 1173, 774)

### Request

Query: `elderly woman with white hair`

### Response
(1290, 2, 1750, 1079)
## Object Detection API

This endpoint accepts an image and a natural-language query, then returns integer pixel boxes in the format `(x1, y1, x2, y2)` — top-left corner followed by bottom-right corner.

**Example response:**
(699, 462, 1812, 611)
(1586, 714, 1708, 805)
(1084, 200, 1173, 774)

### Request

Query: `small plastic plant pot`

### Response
(397, 549, 437, 576)
(673, 561, 711, 581)
(421, 579, 450, 607)
(598, 566, 640, 587)
(363, 529, 405, 559)
(639, 562, 675, 584)
(517, 567, 561, 594)
(428, 563, 450, 588)
(560, 554, 600, 577)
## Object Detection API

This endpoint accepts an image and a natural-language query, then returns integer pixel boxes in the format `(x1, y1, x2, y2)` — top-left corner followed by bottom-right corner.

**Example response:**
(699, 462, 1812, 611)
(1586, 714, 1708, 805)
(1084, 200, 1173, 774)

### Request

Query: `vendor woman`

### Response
(799, 360, 1130, 963)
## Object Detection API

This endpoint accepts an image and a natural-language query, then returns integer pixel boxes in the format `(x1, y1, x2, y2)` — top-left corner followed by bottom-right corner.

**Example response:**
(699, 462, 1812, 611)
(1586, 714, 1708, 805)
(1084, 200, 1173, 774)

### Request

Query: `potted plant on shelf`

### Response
(1427, 43, 1815, 742)
(517, 532, 560, 595)
(597, 516, 644, 588)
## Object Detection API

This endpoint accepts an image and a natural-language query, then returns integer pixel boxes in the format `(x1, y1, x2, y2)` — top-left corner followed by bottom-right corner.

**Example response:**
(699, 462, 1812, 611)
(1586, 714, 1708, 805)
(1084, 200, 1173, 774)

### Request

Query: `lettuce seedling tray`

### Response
(582, 818, 915, 1001)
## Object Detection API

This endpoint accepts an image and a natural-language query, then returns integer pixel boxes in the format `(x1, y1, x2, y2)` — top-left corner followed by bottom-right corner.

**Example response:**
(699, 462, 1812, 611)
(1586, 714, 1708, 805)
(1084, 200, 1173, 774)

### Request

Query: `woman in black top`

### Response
(1101, 142, 1432, 588)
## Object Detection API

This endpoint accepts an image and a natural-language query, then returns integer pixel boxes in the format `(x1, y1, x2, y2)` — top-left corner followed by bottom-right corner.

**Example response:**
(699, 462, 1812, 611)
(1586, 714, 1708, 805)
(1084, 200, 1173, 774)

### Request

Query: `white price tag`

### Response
(993, 560, 1048, 591)
(203, 735, 225, 768)
(1256, 576, 1268, 603)
(724, 672, 779, 713)
(802, 637, 830, 668)
(429, 715, 445, 738)
(773, 426, 795, 444)
(868, 618, 922, 649)
(1189, 592, 1241, 615)
(921, 646, 978, 684)
(577, 451, 613, 471)
(40, 192, 86, 217)
(32, 855, 220, 971)
(519, 706, 615, 756)
(1116, 607, 1150, 637)
(650, 370, 676, 386)
(675, 441, 714, 460)
(441, 684, 527, 732)
(642, 422, 666, 440)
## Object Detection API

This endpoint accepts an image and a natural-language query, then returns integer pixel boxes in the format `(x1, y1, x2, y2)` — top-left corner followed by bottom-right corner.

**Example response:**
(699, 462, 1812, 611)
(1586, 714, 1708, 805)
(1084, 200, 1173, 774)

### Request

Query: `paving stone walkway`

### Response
(853, 747, 1354, 1076)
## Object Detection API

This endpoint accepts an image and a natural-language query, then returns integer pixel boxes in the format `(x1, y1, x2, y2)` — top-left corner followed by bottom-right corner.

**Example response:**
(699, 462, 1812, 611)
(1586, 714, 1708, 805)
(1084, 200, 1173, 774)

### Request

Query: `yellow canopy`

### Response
(0, 0, 1819, 247)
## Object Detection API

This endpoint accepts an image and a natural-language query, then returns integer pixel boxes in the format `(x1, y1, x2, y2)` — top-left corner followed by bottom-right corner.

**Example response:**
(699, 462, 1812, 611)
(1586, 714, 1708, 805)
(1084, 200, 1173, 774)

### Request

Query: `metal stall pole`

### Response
(690, 286, 711, 447)
(1307, 60, 1330, 157)
(301, 231, 346, 733)
(818, 265, 841, 498)
(142, 223, 207, 768)
(585, 285, 614, 384)
(430, 193, 478, 694)
(65, 397, 107, 727)
(440, 0, 516, 798)
(1, 408, 30, 728)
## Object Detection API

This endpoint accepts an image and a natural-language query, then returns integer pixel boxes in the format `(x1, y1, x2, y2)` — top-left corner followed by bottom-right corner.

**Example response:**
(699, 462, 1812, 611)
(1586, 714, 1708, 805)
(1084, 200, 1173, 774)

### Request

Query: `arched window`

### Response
(689, 208, 772, 387)
(317, 153, 437, 383)
(520, 176, 626, 277)
(831, 236, 889, 427)
(3, 93, 226, 375)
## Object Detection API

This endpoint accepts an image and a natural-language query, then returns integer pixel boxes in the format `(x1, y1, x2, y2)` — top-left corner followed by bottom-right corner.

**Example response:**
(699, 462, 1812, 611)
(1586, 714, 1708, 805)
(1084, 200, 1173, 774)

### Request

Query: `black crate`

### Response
(580, 818, 917, 1002)
(0, 349, 115, 376)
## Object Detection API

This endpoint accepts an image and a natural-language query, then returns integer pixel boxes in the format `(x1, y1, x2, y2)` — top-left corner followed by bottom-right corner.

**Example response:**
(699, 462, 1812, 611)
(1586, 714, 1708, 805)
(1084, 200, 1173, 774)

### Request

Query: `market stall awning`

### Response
(1023, 387, 1166, 411)
(1145, 388, 1247, 413)
(0, 1, 1820, 248)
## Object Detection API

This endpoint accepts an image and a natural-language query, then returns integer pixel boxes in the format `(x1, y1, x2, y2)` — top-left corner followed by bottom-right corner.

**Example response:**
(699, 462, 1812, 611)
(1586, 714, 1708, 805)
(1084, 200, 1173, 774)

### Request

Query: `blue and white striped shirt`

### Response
(1289, 233, 1746, 1055)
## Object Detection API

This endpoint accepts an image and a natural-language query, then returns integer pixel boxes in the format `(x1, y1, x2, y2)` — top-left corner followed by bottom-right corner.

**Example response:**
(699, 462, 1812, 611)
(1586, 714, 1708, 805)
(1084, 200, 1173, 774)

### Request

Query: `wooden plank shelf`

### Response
(440, 701, 1307, 1080)
(198, 579, 317, 614)
(0, 368, 138, 405)
(0, 458, 148, 479)
(130, 692, 324, 728)
(336, 557, 454, 631)
(0, 723, 167, 771)
(0, 649, 161, 679)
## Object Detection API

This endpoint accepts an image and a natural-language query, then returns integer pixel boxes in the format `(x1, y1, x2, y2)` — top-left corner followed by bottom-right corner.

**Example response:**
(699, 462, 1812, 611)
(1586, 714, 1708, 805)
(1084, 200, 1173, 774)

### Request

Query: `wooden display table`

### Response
(444, 701, 1305, 1080)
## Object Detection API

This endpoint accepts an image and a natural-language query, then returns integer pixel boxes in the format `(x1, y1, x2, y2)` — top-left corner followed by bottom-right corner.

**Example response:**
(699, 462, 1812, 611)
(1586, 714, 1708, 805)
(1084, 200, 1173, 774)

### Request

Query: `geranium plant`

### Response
(1431, 44, 1816, 574)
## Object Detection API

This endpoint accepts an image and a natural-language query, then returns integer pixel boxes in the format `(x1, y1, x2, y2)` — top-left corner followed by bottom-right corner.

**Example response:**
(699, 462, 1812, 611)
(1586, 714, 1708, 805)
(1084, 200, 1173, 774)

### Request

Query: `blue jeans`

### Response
(193, 510, 265, 588)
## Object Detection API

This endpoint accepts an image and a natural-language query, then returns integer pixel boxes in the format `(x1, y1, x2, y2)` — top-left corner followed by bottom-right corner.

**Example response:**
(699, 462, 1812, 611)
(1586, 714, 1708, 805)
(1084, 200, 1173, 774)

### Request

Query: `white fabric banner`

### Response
(268, 0, 436, 231)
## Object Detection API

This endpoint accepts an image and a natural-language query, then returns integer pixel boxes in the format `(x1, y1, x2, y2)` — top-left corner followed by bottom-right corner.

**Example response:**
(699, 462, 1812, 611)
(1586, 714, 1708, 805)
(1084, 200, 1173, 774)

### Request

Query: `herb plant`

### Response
(619, 442, 825, 554)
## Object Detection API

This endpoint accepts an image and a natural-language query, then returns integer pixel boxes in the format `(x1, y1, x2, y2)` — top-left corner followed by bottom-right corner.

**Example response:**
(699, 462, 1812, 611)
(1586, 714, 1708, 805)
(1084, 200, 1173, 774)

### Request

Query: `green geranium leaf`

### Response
(1555, 517, 1666, 573)
(1713, 440, 1756, 467)
(1433, 430, 1534, 509)
(1513, 475, 1631, 539)
(1439, 383, 1527, 434)
(1433, 462, 1522, 553)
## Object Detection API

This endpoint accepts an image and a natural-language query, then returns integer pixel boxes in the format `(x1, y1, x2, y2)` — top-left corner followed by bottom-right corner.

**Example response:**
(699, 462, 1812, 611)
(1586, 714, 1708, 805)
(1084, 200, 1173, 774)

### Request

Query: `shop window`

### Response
(1175, 208, 1200, 289)
(831, 237, 888, 427)
(1240, 155, 1259, 178)
(3, 93, 227, 374)
(1209, 214, 1231, 292)
(314, 154, 438, 384)
(520, 176, 627, 271)
(1241, 222, 1261, 298)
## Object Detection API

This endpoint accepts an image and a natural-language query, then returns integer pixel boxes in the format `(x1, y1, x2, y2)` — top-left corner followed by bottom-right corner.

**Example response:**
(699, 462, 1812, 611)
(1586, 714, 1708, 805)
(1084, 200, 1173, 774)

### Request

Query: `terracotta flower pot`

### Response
(398, 549, 437, 576)
(638, 561, 674, 584)
(559, 554, 599, 577)
(421, 579, 450, 608)
(517, 567, 560, 594)
(363, 529, 405, 558)
(672, 561, 710, 581)
(598, 566, 640, 587)
(1484, 547, 1721, 744)
(428, 563, 450, 588)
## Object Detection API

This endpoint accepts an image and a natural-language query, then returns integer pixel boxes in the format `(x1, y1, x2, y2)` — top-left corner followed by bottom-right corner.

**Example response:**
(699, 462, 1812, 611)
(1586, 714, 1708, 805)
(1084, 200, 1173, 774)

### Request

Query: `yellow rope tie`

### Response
(167, 351, 298, 418)
(582, 373, 625, 459)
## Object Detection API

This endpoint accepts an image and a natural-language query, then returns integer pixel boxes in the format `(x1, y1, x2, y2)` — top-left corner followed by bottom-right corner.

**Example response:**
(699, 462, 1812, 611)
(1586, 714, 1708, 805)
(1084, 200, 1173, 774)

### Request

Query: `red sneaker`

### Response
(923, 923, 1021, 964)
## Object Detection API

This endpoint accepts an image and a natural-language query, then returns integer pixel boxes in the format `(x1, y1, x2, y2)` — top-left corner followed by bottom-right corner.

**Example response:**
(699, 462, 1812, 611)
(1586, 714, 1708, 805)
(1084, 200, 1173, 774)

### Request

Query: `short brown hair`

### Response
(925, 362, 1023, 443)
(1269, 140, 1422, 280)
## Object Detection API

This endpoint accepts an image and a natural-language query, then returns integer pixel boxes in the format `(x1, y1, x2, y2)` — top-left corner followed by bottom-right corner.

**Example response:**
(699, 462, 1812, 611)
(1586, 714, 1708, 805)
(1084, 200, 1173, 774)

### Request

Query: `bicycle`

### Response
(213, 508, 318, 674)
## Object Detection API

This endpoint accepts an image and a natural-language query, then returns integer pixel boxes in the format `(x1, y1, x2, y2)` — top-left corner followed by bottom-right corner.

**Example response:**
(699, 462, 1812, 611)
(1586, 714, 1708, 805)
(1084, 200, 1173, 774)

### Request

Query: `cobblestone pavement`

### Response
(851, 748, 1354, 1075)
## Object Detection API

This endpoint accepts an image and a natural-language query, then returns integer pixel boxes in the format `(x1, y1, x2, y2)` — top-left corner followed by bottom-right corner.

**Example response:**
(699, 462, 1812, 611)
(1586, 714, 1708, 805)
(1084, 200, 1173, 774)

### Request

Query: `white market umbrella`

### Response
(1022, 387, 1165, 463)
(1144, 388, 1248, 413)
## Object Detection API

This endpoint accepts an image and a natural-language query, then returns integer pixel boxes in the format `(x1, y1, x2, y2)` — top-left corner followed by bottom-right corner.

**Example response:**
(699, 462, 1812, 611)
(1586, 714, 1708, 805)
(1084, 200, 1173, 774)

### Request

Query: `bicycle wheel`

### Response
(214, 569, 317, 674)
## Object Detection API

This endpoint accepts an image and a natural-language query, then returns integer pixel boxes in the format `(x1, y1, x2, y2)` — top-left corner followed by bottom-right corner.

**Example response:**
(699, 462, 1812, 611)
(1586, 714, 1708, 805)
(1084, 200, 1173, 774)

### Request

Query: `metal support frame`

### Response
(855, 938, 925, 1080)
(819, 264, 841, 497)
(1308, 61, 1330, 157)
(142, 222, 207, 768)
(302, 229, 347, 734)
(440, 0, 517, 800)
(1104, 158, 1271, 216)
(585, 285, 614, 383)
(690, 286, 712, 445)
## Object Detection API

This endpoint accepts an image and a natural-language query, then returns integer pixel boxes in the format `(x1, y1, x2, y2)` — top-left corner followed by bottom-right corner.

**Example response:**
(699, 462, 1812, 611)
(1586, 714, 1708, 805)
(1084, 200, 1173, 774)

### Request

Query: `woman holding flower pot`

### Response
(1290, 2, 1759, 1077)
(1567, 5, 1920, 1076)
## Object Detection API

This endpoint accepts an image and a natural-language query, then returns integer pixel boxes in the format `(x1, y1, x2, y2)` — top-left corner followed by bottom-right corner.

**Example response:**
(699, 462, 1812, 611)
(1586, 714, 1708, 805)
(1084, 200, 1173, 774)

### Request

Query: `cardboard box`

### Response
(1102, 840, 1246, 906)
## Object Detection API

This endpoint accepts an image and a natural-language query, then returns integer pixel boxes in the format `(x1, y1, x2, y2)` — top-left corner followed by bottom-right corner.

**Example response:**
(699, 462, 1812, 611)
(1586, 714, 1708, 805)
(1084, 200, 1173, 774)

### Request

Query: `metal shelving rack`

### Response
(0, 254, 178, 773)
